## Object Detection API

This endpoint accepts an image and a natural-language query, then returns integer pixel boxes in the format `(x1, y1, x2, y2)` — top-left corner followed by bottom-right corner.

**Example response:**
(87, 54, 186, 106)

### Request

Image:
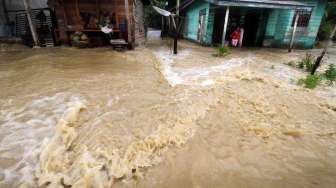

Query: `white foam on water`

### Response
(107, 96, 120, 107)
(0, 93, 86, 187)
(154, 48, 251, 87)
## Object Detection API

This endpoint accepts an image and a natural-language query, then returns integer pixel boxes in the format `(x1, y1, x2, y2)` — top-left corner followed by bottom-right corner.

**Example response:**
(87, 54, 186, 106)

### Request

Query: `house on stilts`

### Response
(181, 0, 327, 49)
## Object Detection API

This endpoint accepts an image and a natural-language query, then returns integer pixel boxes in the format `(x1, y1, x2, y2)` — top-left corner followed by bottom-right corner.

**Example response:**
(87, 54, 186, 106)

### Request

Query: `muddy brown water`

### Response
(0, 40, 335, 188)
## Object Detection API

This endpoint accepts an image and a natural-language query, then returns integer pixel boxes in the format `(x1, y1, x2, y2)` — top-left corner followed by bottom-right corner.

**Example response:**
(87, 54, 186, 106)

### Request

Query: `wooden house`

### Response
(181, 0, 327, 49)
(48, 0, 149, 48)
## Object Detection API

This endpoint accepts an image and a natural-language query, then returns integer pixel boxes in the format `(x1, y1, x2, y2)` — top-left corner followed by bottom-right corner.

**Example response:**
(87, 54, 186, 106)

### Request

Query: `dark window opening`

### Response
(292, 11, 311, 27)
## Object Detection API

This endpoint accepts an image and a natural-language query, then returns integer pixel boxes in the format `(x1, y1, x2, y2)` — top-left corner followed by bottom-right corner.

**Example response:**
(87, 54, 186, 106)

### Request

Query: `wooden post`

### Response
(95, 0, 99, 16)
(222, 6, 229, 47)
(288, 11, 299, 52)
(173, 0, 180, 54)
(124, 0, 132, 47)
(161, 16, 163, 37)
(23, 0, 39, 47)
(1, 0, 10, 25)
(59, 0, 69, 44)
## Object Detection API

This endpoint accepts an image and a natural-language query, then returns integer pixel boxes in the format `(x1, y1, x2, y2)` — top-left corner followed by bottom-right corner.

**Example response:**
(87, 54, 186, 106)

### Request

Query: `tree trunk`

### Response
(23, 0, 39, 47)
(311, 24, 336, 75)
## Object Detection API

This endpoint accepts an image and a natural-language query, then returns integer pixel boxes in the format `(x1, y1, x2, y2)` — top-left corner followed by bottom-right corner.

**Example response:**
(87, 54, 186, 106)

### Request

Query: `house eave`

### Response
(206, 0, 313, 11)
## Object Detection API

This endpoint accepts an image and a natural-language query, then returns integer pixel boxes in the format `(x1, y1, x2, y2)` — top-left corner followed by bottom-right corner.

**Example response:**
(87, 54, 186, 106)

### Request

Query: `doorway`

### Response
(197, 9, 206, 43)
(243, 9, 268, 47)
(212, 7, 268, 47)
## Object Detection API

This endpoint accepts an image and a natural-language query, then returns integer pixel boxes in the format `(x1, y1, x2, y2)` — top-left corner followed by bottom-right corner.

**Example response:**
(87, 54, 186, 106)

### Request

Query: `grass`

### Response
(324, 64, 336, 85)
(295, 64, 336, 89)
(297, 74, 323, 89)
(214, 46, 230, 57)
(287, 53, 315, 72)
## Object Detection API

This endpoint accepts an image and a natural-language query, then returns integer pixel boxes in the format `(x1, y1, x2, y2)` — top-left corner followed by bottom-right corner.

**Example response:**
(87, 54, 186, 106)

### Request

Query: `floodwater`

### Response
(0, 36, 335, 188)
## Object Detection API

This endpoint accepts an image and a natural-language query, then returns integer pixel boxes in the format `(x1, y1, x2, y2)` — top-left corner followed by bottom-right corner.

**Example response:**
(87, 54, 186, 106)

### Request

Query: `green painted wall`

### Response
(264, 0, 327, 48)
(184, 0, 326, 48)
(184, 0, 213, 44)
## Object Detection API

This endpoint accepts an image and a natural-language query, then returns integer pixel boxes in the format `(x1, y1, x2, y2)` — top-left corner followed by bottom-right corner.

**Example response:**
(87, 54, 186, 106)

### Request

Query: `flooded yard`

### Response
(0, 38, 335, 188)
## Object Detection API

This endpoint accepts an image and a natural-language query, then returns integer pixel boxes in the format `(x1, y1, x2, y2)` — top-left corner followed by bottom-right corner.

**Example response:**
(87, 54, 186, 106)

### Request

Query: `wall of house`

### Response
(133, 0, 145, 45)
(264, 0, 327, 48)
(184, 0, 213, 45)
(0, 0, 48, 37)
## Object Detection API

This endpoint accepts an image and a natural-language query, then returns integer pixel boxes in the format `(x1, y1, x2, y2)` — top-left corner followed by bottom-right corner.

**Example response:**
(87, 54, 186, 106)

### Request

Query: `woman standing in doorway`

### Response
(230, 27, 241, 47)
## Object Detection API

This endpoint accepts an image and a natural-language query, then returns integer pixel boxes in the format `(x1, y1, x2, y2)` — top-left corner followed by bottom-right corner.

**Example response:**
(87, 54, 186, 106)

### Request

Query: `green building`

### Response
(182, 0, 327, 49)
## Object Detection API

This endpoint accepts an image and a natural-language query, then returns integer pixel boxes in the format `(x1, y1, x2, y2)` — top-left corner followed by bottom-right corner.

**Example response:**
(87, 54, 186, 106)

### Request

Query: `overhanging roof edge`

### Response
(206, 0, 313, 11)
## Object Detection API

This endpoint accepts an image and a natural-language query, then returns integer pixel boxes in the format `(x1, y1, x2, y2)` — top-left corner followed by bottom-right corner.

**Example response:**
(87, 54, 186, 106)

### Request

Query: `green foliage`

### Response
(318, 21, 334, 41)
(298, 61, 304, 69)
(297, 74, 323, 89)
(271, 65, 275, 69)
(324, 64, 336, 85)
(296, 53, 314, 72)
(303, 54, 314, 72)
(144, 0, 167, 28)
(215, 46, 230, 57)
(317, 2, 336, 41)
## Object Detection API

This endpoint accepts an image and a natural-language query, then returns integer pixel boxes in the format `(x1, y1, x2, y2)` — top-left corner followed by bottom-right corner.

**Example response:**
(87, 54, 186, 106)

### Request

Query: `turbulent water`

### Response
(0, 39, 336, 188)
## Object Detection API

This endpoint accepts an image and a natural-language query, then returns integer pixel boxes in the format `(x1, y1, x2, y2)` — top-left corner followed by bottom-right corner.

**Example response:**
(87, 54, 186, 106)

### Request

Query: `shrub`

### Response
(298, 75, 323, 89)
(216, 46, 230, 57)
(301, 53, 314, 72)
(325, 64, 336, 85)
(298, 61, 304, 69)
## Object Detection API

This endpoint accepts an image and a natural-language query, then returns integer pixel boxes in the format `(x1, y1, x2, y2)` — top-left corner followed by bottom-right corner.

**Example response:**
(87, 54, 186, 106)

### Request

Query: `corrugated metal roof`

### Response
(206, 0, 313, 10)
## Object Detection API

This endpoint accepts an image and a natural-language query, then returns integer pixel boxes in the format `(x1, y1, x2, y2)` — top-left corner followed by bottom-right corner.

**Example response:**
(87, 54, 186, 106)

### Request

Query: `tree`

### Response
(317, 0, 336, 41)
(311, 1, 336, 75)
(144, 0, 167, 28)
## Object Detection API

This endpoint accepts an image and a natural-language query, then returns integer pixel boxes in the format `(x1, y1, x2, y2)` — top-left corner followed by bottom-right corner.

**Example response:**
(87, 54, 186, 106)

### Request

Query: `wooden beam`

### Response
(1, 0, 10, 25)
(174, 0, 180, 54)
(75, 0, 80, 18)
(23, 0, 39, 47)
(288, 11, 299, 52)
(221, 6, 229, 47)
(176, 0, 180, 16)
(124, 0, 132, 46)
(60, 0, 69, 43)
(96, 0, 99, 17)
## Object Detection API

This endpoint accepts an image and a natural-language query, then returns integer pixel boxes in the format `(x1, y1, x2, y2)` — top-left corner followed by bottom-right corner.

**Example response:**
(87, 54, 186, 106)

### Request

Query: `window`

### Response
(292, 11, 311, 27)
